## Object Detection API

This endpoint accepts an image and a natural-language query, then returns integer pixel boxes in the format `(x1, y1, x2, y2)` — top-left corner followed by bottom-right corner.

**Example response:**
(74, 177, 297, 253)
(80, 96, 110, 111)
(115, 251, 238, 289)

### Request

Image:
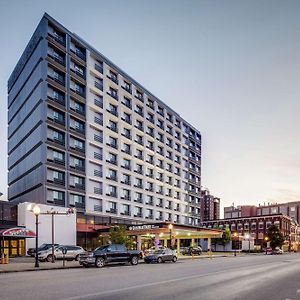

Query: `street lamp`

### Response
(264, 236, 269, 255)
(28, 204, 41, 268)
(233, 232, 238, 256)
(245, 234, 250, 253)
(168, 224, 173, 249)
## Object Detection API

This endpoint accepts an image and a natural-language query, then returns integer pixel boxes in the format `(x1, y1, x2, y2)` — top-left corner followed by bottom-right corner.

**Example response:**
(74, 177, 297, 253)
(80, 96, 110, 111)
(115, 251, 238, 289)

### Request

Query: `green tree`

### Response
(108, 225, 133, 248)
(213, 227, 231, 250)
(266, 224, 284, 250)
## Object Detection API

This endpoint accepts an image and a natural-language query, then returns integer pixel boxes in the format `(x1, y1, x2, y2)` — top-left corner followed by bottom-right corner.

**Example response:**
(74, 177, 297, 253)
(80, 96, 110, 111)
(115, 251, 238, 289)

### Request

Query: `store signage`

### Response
(128, 224, 161, 231)
(1, 228, 36, 238)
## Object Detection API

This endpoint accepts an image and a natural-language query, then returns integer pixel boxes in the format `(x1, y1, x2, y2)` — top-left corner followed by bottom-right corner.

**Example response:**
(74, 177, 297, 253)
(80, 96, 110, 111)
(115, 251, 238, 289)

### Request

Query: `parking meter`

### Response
(62, 247, 67, 267)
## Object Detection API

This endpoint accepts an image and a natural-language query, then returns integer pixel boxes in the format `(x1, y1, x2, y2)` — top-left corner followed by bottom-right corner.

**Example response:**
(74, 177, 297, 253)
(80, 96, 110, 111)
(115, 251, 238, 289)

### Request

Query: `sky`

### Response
(0, 0, 299, 215)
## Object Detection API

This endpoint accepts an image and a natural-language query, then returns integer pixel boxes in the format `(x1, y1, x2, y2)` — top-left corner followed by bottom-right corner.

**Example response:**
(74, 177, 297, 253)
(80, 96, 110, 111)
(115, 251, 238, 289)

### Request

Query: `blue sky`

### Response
(0, 0, 299, 213)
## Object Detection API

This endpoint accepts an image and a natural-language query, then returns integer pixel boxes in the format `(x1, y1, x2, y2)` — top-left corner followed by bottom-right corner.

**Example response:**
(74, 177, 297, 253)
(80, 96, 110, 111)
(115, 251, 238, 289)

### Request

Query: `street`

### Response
(1, 254, 300, 300)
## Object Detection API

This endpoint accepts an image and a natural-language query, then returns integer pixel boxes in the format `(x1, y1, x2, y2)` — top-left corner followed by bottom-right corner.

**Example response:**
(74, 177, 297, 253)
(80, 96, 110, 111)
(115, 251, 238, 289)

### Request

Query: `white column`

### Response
(136, 235, 142, 251)
(207, 238, 211, 251)
(177, 239, 180, 254)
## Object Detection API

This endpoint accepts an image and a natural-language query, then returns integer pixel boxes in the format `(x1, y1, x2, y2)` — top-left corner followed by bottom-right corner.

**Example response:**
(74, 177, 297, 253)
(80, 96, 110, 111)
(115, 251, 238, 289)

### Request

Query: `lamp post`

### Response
(28, 204, 75, 265)
(233, 232, 238, 256)
(168, 224, 173, 249)
(264, 236, 269, 255)
(31, 205, 41, 268)
(46, 207, 75, 263)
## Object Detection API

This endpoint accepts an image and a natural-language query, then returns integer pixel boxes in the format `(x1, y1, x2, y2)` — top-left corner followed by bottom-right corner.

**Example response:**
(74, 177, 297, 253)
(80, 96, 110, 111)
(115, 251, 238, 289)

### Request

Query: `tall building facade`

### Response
(8, 14, 202, 226)
(200, 189, 220, 221)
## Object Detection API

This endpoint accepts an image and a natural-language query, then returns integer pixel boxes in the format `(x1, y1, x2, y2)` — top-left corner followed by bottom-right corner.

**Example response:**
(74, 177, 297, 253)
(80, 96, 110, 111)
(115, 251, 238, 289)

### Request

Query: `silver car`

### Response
(38, 245, 85, 262)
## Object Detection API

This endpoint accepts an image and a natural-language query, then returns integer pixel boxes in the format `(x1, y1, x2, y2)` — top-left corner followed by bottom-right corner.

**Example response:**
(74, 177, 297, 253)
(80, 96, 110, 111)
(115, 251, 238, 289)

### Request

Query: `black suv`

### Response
(79, 244, 140, 268)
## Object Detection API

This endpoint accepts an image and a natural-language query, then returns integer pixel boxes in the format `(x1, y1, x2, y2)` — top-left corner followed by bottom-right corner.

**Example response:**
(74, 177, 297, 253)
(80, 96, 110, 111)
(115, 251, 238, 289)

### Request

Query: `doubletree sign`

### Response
(128, 224, 161, 231)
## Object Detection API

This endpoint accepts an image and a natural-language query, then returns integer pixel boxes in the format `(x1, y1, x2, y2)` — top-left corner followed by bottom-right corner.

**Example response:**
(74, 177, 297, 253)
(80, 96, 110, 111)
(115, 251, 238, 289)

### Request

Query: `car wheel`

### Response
(131, 256, 139, 265)
(75, 254, 80, 261)
(47, 255, 55, 262)
(172, 256, 177, 263)
(95, 257, 105, 268)
(157, 257, 163, 263)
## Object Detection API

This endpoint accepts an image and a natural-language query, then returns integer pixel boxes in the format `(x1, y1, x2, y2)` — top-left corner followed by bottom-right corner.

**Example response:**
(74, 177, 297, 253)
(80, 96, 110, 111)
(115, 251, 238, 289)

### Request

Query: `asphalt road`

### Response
(1, 254, 300, 300)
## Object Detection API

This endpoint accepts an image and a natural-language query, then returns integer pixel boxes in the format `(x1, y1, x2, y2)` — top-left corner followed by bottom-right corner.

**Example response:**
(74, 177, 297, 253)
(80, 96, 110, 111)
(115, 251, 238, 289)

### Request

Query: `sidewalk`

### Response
(0, 257, 81, 274)
(0, 252, 252, 274)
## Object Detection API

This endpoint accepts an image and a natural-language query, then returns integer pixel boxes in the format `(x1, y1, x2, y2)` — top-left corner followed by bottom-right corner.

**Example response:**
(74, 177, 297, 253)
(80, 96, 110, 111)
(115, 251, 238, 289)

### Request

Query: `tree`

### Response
(108, 225, 132, 248)
(213, 227, 231, 250)
(266, 224, 284, 250)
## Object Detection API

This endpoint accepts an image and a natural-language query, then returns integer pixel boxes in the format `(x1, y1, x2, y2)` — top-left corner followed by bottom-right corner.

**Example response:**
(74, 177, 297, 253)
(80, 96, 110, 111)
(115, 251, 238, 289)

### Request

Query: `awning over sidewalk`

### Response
(0, 227, 36, 238)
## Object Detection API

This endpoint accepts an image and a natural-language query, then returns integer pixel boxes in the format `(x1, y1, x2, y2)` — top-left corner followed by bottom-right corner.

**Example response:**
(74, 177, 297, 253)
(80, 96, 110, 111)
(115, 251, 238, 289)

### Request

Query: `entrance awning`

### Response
(0, 227, 36, 238)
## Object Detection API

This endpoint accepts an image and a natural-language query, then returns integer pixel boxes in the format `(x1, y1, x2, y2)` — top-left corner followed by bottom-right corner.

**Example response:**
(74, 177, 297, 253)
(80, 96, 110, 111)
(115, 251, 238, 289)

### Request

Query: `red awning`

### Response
(0, 227, 36, 238)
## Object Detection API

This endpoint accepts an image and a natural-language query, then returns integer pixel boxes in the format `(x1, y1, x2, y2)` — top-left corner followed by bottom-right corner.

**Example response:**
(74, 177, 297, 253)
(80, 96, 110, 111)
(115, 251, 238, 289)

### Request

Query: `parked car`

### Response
(144, 248, 177, 263)
(79, 244, 140, 268)
(38, 245, 85, 262)
(272, 247, 283, 255)
(181, 246, 202, 256)
(27, 243, 59, 257)
(143, 246, 167, 257)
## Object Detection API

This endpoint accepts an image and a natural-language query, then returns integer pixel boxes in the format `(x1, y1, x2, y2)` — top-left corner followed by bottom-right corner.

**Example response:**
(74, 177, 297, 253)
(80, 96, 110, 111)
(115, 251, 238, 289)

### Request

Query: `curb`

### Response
(0, 265, 82, 274)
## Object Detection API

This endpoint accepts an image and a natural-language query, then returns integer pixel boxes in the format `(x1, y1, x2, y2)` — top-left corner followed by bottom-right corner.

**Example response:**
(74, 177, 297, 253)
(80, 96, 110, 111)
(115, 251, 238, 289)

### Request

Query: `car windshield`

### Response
(94, 245, 108, 252)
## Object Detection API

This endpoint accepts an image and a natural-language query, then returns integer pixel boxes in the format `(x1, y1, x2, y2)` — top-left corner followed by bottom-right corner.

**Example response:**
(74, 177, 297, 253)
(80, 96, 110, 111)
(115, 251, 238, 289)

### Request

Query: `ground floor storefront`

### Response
(0, 227, 36, 257)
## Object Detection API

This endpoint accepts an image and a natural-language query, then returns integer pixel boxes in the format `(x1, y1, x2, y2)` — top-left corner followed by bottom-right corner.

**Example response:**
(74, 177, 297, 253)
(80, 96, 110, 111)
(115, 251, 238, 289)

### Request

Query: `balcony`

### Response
(106, 176, 118, 182)
(122, 133, 132, 140)
(48, 94, 65, 106)
(95, 63, 103, 74)
(121, 180, 131, 186)
(134, 169, 143, 175)
(121, 195, 131, 201)
(52, 137, 65, 146)
(135, 94, 144, 102)
(134, 213, 143, 218)
(134, 198, 143, 204)
(107, 125, 118, 133)
(71, 48, 86, 61)
(121, 211, 131, 216)
(146, 117, 154, 124)
(135, 110, 144, 117)
(122, 101, 132, 109)
(106, 192, 118, 198)
(146, 102, 154, 110)
(94, 188, 103, 195)
(71, 68, 86, 80)
(94, 153, 103, 160)
(107, 109, 118, 117)
(146, 201, 154, 206)
(121, 85, 132, 94)
(134, 184, 143, 189)
(121, 117, 131, 125)
(146, 214, 154, 219)
(107, 75, 119, 85)
(106, 208, 117, 214)
(94, 134, 103, 143)
(93, 170, 103, 177)
(74, 183, 85, 190)
(134, 154, 144, 161)
(48, 74, 65, 88)
(48, 32, 66, 47)
(94, 117, 103, 126)
(94, 81, 103, 91)
(52, 178, 65, 186)
(52, 157, 65, 166)
(121, 164, 131, 171)
(135, 139, 143, 146)
(121, 149, 131, 155)
(135, 125, 144, 132)
(94, 98, 103, 108)
(107, 91, 118, 101)
(106, 142, 118, 149)
(48, 53, 65, 67)
(94, 205, 102, 212)
(106, 159, 117, 166)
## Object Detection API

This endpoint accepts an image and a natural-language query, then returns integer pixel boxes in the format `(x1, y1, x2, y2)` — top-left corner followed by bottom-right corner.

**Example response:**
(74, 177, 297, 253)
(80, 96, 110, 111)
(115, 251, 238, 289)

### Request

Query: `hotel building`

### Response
(8, 13, 203, 234)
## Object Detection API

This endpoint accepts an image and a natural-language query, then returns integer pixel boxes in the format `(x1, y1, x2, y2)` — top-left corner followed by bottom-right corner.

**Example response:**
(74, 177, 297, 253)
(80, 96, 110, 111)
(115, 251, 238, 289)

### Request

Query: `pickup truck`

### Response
(79, 244, 140, 268)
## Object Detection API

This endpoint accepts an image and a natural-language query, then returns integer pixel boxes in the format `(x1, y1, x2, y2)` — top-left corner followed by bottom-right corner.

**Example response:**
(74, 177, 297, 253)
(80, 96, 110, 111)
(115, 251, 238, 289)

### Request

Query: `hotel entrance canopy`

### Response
(127, 223, 223, 239)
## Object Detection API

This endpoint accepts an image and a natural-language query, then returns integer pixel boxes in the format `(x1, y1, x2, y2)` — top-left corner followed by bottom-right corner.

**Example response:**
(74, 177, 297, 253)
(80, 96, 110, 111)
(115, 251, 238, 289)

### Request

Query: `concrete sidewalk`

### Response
(0, 252, 246, 274)
(0, 257, 81, 273)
